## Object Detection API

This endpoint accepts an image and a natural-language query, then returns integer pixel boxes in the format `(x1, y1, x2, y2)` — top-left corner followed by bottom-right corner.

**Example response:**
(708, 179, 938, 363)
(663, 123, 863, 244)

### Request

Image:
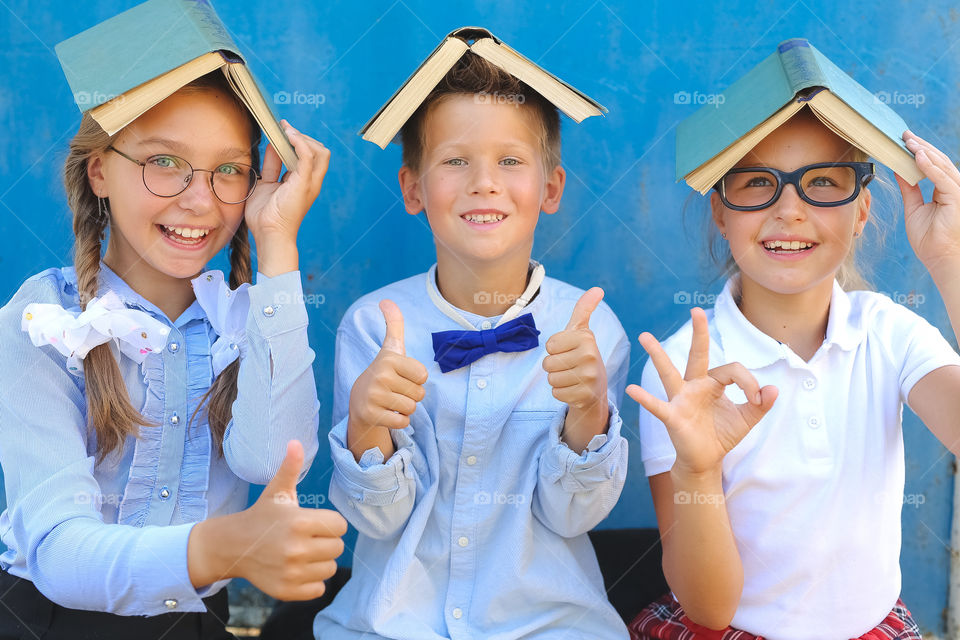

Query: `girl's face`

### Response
(710, 112, 871, 297)
(89, 88, 254, 285)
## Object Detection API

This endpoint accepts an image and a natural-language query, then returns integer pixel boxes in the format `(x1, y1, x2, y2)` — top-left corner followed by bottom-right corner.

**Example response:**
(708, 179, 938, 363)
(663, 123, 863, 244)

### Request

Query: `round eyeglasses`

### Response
(107, 146, 260, 204)
(717, 162, 875, 211)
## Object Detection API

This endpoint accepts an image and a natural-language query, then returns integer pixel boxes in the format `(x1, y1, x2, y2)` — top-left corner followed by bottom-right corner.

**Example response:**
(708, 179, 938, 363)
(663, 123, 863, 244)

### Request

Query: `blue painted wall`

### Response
(1, 0, 957, 634)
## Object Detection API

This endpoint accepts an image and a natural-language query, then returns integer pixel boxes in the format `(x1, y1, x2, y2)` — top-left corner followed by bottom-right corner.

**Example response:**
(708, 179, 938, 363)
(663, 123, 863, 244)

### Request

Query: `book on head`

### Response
(55, 0, 297, 170)
(359, 26, 607, 149)
(676, 38, 922, 194)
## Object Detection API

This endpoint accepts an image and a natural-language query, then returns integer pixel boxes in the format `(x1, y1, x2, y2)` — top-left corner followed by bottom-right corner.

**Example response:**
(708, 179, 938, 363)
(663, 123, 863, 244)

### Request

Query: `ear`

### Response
(87, 152, 107, 198)
(397, 166, 424, 215)
(855, 187, 871, 236)
(540, 165, 565, 215)
(709, 190, 727, 236)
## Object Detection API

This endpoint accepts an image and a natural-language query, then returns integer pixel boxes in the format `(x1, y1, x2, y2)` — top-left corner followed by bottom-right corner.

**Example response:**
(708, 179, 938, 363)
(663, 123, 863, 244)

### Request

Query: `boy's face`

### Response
(398, 94, 564, 267)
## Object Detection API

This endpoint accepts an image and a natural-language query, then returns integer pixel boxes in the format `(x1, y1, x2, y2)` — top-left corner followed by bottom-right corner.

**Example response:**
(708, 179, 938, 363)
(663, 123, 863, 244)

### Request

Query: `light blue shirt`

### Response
(315, 266, 631, 640)
(0, 263, 320, 615)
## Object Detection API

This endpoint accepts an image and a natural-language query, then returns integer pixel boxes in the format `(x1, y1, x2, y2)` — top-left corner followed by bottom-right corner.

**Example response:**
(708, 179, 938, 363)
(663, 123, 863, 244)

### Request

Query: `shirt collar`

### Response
(713, 275, 867, 369)
(425, 261, 545, 330)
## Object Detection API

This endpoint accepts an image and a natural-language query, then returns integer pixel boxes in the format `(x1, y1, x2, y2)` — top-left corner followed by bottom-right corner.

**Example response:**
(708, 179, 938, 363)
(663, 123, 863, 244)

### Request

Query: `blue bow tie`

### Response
(432, 313, 540, 373)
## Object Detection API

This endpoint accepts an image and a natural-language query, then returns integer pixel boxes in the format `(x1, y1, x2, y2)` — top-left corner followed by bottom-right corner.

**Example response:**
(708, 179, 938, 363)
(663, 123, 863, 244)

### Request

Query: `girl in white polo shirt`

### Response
(627, 107, 960, 640)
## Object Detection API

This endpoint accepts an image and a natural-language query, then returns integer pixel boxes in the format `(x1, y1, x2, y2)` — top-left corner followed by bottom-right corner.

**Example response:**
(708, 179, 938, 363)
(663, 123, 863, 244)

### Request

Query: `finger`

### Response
(684, 308, 710, 381)
(547, 369, 582, 389)
(707, 362, 762, 404)
(371, 409, 410, 430)
(545, 329, 590, 355)
(638, 332, 683, 398)
(263, 440, 304, 498)
(379, 391, 418, 416)
(542, 351, 581, 373)
(283, 122, 315, 179)
(625, 383, 671, 423)
(895, 174, 926, 215)
(261, 142, 283, 183)
(736, 384, 779, 428)
(385, 373, 426, 402)
(379, 300, 405, 355)
(914, 150, 960, 203)
(392, 356, 428, 385)
(566, 287, 604, 330)
(904, 130, 956, 169)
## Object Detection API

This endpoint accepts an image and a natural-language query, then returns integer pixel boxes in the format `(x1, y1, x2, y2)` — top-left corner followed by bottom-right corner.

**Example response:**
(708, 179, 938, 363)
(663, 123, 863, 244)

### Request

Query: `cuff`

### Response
(328, 419, 416, 506)
(247, 271, 309, 338)
(540, 400, 626, 491)
(131, 523, 208, 615)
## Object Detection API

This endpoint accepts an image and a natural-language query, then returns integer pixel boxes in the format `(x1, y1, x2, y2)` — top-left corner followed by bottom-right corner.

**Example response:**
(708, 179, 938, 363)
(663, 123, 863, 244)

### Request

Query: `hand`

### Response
(189, 440, 348, 600)
(626, 308, 778, 476)
(243, 121, 331, 275)
(899, 131, 960, 270)
(543, 288, 609, 447)
(348, 301, 428, 438)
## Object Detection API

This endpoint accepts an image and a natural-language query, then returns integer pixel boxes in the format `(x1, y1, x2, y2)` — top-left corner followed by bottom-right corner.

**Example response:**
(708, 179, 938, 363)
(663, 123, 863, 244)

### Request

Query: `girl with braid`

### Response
(0, 70, 346, 639)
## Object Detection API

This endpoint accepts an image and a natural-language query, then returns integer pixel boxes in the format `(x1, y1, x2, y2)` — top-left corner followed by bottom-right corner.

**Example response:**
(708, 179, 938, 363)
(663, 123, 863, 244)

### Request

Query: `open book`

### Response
(360, 27, 607, 148)
(55, 0, 297, 170)
(677, 38, 922, 193)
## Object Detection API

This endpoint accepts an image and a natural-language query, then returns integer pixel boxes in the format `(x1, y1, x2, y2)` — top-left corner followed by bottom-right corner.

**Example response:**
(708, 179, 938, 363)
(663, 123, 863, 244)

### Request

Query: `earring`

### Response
(721, 232, 727, 239)
(97, 197, 109, 223)
(853, 230, 861, 238)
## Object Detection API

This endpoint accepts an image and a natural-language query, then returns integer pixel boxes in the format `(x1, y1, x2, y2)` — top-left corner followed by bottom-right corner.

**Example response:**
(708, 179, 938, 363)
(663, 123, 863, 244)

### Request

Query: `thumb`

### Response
(566, 287, 604, 331)
(895, 173, 925, 216)
(262, 440, 304, 504)
(379, 300, 406, 355)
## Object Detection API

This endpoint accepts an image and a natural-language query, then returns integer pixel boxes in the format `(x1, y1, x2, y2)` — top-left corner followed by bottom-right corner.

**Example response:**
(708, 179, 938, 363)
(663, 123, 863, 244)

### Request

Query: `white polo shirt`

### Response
(639, 276, 960, 640)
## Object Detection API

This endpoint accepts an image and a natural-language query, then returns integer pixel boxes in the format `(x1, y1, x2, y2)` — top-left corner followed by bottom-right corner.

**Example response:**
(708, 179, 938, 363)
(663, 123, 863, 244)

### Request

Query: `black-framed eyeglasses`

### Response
(107, 146, 260, 204)
(716, 162, 875, 211)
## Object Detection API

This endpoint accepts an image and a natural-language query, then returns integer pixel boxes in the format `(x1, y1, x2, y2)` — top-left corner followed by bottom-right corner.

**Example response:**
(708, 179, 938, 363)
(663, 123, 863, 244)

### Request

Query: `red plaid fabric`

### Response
(628, 594, 923, 640)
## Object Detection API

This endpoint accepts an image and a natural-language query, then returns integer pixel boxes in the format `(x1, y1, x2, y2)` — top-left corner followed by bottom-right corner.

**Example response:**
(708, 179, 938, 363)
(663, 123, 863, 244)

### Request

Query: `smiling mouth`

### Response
(462, 213, 505, 224)
(762, 239, 817, 254)
(158, 224, 212, 245)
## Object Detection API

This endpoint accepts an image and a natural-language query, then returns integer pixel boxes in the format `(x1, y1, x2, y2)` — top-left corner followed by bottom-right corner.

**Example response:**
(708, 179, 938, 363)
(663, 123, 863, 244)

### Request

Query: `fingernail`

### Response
(754, 392, 761, 404)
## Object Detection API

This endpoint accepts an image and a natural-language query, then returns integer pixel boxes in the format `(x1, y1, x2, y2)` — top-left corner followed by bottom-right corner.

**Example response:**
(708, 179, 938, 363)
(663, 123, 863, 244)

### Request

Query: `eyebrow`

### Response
(132, 136, 252, 160)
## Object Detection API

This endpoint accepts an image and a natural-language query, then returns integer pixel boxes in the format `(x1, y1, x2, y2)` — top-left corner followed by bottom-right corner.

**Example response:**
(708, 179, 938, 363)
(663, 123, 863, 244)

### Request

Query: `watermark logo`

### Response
(474, 291, 521, 306)
(674, 91, 725, 107)
(475, 91, 526, 106)
(474, 491, 526, 505)
(878, 291, 925, 307)
(874, 91, 925, 108)
(273, 90, 326, 108)
(674, 291, 717, 306)
(674, 490, 724, 505)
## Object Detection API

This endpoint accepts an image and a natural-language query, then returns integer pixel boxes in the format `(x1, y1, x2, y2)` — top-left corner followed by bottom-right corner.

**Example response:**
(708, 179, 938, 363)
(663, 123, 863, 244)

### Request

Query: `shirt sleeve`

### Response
(224, 270, 321, 485)
(532, 306, 630, 537)
(878, 299, 960, 402)
(0, 277, 208, 615)
(326, 308, 424, 540)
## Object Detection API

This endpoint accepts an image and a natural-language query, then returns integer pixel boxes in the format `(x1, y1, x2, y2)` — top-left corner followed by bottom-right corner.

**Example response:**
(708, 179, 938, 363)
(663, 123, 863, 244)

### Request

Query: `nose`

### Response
(176, 169, 219, 212)
(772, 183, 807, 222)
(467, 161, 501, 196)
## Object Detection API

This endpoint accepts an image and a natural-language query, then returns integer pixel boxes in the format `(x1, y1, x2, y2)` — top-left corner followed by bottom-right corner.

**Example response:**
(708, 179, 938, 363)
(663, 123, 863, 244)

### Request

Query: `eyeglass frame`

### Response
(716, 161, 876, 212)
(106, 146, 261, 204)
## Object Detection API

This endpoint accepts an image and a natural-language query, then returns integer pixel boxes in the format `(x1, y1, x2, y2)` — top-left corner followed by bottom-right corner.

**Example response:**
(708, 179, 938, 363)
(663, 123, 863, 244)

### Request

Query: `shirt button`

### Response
(466, 455, 477, 466)
(808, 416, 821, 429)
(167, 342, 179, 353)
(803, 378, 816, 390)
(169, 414, 179, 425)
(457, 536, 469, 547)
(164, 598, 178, 610)
(262, 305, 276, 317)
(452, 607, 463, 619)
(480, 321, 492, 330)
(159, 486, 171, 500)
(476, 379, 487, 390)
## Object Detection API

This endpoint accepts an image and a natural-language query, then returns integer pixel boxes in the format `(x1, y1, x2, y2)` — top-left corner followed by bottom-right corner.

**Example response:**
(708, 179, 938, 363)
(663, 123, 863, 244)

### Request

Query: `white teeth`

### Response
(763, 240, 813, 250)
(163, 225, 209, 239)
(465, 213, 504, 223)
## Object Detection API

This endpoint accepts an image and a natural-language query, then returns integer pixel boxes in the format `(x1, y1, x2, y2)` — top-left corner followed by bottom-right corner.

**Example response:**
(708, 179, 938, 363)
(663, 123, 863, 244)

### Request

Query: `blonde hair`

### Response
(63, 73, 260, 461)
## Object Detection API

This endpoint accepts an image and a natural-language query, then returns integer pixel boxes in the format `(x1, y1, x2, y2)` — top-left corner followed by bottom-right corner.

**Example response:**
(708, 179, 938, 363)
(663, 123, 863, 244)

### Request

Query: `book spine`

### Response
(777, 39, 828, 94)
(179, 0, 244, 61)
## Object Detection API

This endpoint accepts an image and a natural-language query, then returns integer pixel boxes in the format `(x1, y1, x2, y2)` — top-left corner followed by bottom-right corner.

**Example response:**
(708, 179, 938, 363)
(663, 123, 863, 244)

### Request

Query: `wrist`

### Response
(187, 515, 242, 587)
(561, 399, 609, 451)
(254, 236, 299, 277)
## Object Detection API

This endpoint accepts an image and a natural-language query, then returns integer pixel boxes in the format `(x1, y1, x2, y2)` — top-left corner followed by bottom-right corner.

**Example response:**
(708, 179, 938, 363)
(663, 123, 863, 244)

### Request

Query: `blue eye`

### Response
(445, 158, 466, 166)
(149, 155, 183, 169)
(501, 157, 520, 166)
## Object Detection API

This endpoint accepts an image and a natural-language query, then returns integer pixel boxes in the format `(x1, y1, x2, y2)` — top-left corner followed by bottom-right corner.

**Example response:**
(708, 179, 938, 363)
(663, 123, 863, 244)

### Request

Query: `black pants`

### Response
(0, 571, 236, 639)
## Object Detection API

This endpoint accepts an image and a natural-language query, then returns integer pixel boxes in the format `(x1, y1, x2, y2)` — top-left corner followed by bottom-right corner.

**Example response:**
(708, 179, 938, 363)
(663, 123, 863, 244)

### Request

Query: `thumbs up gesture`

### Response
(542, 288, 609, 452)
(347, 300, 429, 461)
(187, 440, 349, 601)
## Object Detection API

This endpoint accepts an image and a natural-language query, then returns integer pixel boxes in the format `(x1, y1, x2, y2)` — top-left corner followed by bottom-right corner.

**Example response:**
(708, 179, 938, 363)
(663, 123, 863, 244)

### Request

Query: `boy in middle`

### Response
(315, 30, 631, 640)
